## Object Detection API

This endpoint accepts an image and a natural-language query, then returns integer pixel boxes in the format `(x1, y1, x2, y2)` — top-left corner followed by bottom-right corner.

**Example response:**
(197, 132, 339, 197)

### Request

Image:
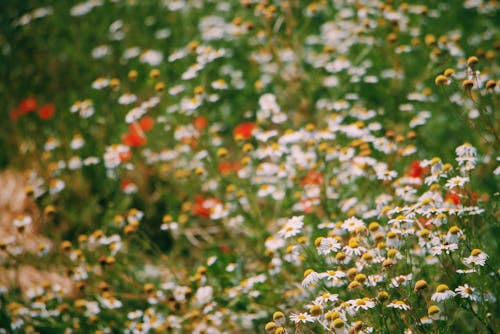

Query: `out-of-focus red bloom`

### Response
(10, 108, 21, 120)
(20, 97, 37, 114)
(406, 161, 426, 179)
(216, 161, 242, 175)
(233, 122, 256, 140)
(119, 150, 132, 162)
(300, 170, 324, 186)
(300, 199, 315, 214)
(193, 115, 208, 131)
(444, 192, 460, 206)
(217, 161, 233, 175)
(418, 217, 433, 229)
(139, 116, 154, 132)
(219, 244, 233, 254)
(192, 195, 221, 218)
(122, 132, 147, 147)
(38, 103, 55, 120)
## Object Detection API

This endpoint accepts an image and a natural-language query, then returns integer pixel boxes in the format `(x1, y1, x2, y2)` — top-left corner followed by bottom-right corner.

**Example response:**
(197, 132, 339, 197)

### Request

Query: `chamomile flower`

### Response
(431, 284, 455, 302)
(463, 249, 488, 266)
(455, 284, 479, 301)
(445, 176, 469, 190)
(289, 312, 314, 324)
(278, 216, 304, 239)
(387, 300, 411, 310)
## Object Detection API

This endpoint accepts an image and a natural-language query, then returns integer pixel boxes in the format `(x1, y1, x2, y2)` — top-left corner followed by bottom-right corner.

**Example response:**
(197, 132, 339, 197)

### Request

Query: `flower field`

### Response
(1, 1, 499, 333)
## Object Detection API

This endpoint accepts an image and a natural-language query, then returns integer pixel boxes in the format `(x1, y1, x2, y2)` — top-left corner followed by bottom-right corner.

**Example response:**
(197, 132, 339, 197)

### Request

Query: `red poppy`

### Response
(217, 161, 233, 175)
(233, 122, 256, 140)
(444, 192, 460, 206)
(193, 115, 208, 131)
(122, 132, 147, 147)
(119, 150, 132, 162)
(38, 103, 55, 120)
(139, 116, 154, 132)
(19, 97, 37, 114)
(300, 170, 324, 186)
(192, 195, 221, 218)
(407, 161, 426, 179)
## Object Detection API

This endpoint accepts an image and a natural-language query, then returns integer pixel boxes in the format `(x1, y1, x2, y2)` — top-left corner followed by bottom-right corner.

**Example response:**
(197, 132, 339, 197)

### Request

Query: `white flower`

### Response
(387, 300, 411, 310)
(455, 284, 479, 301)
(289, 312, 315, 324)
(431, 285, 455, 302)
(318, 237, 342, 255)
(342, 217, 365, 232)
(194, 286, 213, 305)
(463, 249, 488, 266)
(445, 176, 469, 190)
(302, 270, 320, 288)
(277, 216, 304, 239)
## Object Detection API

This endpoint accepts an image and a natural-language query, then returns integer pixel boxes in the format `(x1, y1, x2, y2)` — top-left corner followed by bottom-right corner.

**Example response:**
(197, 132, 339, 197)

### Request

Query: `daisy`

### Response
(431, 284, 455, 302)
(463, 249, 488, 266)
(289, 312, 314, 324)
(352, 298, 375, 311)
(445, 176, 469, 190)
(390, 274, 413, 288)
(302, 270, 320, 288)
(341, 217, 365, 232)
(278, 216, 304, 239)
(318, 237, 342, 255)
(387, 300, 411, 310)
(314, 292, 339, 305)
(455, 284, 479, 301)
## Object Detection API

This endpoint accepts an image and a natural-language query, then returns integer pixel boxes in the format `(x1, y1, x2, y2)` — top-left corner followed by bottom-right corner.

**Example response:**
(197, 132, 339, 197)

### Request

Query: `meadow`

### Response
(1, 0, 499, 333)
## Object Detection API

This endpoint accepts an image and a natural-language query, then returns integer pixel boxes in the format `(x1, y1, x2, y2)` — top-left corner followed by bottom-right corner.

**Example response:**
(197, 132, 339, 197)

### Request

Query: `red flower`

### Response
(10, 108, 21, 121)
(444, 192, 460, 206)
(233, 122, 256, 140)
(193, 115, 208, 131)
(139, 116, 154, 132)
(192, 195, 221, 218)
(407, 161, 426, 179)
(300, 170, 324, 186)
(19, 97, 37, 114)
(122, 132, 147, 147)
(119, 150, 132, 162)
(217, 161, 233, 175)
(38, 103, 55, 120)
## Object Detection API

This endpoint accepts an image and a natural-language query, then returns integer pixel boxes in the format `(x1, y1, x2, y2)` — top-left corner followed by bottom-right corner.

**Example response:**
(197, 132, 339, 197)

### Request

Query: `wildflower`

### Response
(265, 322, 277, 333)
(435, 75, 449, 85)
(330, 318, 346, 334)
(302, 269, 320, 288)
(390, 274, 413, 288)
(445, 176, 469, 190)
(462, 79, 474, 90)
(233, 122, 256, 141)
(387, 300, 411, 310)
(13, 215, 32, 232)
(455, 284, 479, 301)
(272, 311, 285, 325)
(289, 312, 314, 324)
(278, 216, 304, 239)
(317, 237, 342, 255)
(414, 280, 428, 293)
(352, 298, 375, 311)
(463, 248, 488, 266)
(431, 284, 455, 302)
(38, 103, 55, 119)
(428, 305, 441, 320)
